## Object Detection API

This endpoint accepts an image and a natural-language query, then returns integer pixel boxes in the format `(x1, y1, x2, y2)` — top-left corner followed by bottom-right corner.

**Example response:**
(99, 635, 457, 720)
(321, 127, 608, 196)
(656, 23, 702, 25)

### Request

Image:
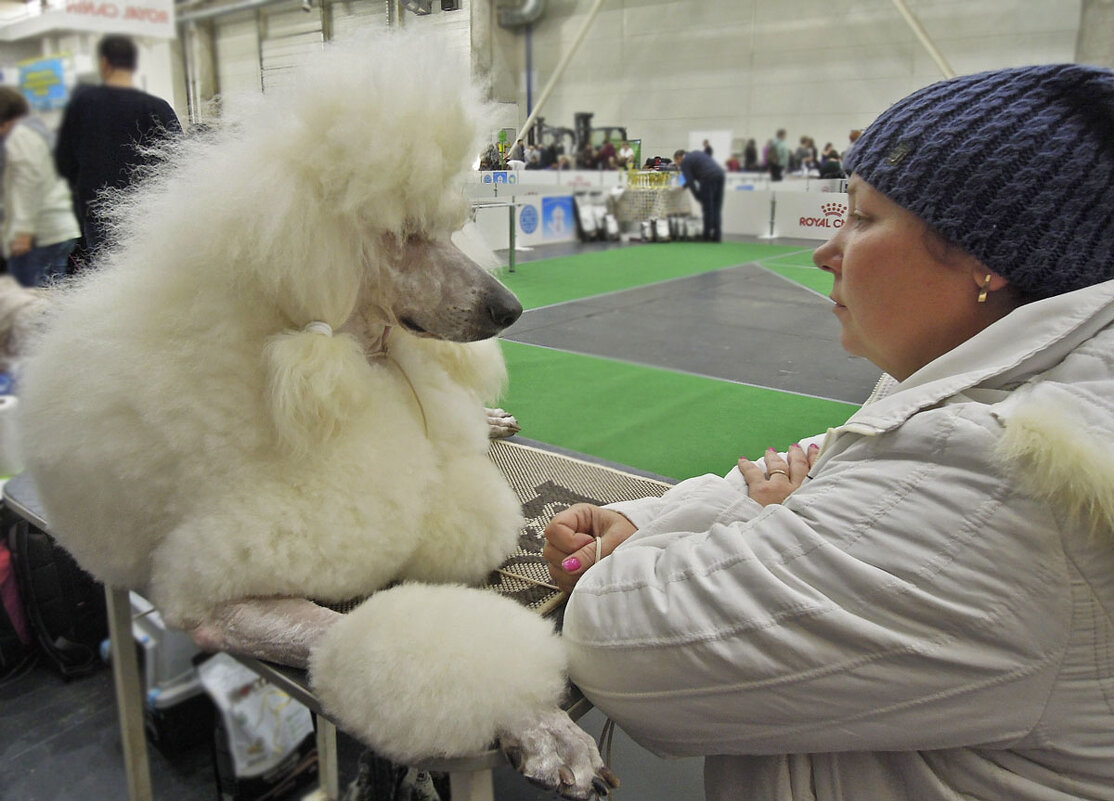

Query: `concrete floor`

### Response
(505, 260, 878, 404)
(1, 235, 862, 801)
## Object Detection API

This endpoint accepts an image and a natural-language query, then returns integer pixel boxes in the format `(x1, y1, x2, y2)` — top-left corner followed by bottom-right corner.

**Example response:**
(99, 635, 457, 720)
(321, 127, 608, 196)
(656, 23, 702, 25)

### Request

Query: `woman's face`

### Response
(813, 176, 999, 381)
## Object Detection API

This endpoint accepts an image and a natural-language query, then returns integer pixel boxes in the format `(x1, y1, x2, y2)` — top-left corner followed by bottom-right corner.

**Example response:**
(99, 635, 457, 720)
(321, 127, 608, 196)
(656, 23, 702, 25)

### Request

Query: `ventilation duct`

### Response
(498, 0, 545, 28)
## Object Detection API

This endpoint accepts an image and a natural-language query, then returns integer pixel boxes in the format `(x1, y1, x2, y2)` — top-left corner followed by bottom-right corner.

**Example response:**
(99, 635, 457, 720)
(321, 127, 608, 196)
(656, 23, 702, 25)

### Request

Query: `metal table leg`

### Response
(449, 768, 495, 801)
(315, 715, 340, 799)
(105, 586, 153, 801)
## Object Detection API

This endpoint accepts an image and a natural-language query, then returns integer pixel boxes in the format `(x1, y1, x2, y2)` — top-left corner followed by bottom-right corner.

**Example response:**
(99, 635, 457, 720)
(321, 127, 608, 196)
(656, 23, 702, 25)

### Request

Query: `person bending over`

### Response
(674, 148, 725, 242)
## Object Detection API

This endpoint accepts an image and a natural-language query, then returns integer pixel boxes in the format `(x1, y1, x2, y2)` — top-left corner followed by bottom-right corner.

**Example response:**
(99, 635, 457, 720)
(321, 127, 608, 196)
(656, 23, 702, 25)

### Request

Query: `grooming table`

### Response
(3, 437, 673, 800)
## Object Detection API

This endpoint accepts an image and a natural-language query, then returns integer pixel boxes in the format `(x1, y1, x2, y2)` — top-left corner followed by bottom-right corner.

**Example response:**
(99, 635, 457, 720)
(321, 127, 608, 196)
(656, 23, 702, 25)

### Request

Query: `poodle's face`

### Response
(371, 236, 522, 342)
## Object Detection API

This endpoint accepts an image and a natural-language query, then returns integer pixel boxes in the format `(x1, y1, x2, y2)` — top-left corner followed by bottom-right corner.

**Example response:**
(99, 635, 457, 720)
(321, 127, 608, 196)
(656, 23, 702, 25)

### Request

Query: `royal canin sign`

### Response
(799, 201, 847, 229)
(65, 1, 169, 21)
(1, 0, 179, 39)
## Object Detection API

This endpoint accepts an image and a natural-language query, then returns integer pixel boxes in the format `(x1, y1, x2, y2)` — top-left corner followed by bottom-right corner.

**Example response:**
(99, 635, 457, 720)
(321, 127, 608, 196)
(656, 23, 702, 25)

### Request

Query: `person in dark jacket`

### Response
(675, 149, 725, 242)
(818, 151, 845, 179)
(54, 34, 181, 263)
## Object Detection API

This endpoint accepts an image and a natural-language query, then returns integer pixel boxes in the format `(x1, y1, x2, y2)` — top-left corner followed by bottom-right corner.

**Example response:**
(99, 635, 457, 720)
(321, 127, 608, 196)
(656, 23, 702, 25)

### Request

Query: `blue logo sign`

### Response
(519, 204, 539, 235)
(19, 58, 67, 111)
(482, 171, 518, 185)
(542, 196, 575, 239)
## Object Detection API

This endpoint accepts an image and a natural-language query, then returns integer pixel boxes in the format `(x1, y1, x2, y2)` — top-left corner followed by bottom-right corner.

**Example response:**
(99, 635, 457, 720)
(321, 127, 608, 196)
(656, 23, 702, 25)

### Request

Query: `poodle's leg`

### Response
(190, 597, 341, 669)
(498, 709, 620, 800)
(485, 407, 521, 438)
(192, 598, 617, 798)
(309, 584, 619, 800)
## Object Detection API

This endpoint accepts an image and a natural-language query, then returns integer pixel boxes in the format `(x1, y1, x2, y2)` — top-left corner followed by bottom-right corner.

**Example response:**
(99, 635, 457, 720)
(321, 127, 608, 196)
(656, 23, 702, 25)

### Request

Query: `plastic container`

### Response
(130, 592, 214, 751)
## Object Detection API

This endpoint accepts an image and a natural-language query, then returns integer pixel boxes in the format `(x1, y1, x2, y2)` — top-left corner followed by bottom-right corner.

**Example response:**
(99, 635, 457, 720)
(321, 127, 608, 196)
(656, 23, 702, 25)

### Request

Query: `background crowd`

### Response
(479, 127, 857, 181)
(0, 34, 180, 288)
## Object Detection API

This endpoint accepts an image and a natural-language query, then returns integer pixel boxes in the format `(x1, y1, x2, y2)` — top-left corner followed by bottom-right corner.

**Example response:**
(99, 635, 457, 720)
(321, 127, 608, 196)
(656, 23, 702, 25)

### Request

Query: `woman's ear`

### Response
(970, 265, 1028, 313)
(970, 266, 1010, 294)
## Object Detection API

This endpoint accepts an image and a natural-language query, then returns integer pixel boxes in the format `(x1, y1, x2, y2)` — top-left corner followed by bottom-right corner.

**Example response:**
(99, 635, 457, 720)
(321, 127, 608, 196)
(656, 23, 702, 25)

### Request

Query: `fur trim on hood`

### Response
(995, 396, 1114, 534)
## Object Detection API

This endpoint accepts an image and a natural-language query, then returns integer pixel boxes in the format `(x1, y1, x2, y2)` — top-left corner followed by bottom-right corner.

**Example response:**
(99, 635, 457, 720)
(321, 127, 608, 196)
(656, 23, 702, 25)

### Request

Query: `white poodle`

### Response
(16, 32, 614, 799)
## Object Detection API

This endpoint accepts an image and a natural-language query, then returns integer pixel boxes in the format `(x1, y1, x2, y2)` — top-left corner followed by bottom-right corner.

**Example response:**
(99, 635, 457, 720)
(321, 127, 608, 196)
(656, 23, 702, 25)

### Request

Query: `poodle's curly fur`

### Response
(16, 33, 577, 765)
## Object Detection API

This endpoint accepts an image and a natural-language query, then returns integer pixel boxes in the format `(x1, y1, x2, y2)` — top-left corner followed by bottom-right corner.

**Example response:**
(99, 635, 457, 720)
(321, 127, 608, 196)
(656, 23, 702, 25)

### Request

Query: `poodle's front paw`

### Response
(486, 407, 521, 438)
(498, 707, 619, 800)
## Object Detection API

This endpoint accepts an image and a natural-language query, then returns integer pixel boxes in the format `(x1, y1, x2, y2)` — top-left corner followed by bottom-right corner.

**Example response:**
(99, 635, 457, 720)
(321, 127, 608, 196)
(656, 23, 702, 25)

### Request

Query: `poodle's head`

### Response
(99, 31, 524, 455)
(366, 234, 521, 342)
(116, 30, 519, 342)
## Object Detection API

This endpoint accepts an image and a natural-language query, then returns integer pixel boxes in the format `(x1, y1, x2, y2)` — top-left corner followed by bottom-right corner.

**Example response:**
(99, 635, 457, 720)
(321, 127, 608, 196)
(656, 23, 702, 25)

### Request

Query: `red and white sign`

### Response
(1, 0, 175, 41)
(773, 191, 850, 241)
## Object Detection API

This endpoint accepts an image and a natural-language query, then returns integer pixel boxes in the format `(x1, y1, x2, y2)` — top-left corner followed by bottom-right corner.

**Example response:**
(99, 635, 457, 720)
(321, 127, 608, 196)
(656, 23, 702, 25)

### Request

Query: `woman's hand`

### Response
(543, 503, 638, 594)
(9, 233, 32, 257)
(738, 443, 819, 506)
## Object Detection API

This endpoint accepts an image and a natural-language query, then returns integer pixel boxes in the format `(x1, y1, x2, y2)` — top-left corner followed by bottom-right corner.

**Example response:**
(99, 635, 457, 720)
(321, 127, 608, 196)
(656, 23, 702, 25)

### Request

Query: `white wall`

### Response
(0, 0, 1085, 148)
(490, 0, 1082, 162)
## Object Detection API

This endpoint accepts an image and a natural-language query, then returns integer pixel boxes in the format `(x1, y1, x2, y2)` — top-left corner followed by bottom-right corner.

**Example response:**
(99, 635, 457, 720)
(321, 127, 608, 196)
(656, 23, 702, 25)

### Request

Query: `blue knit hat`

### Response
(845, 64, 1114, 299)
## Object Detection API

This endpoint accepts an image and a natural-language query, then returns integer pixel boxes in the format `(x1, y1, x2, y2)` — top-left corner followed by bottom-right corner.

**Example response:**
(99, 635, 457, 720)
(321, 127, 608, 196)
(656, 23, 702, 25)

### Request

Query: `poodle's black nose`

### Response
(489, 295, 523, 329)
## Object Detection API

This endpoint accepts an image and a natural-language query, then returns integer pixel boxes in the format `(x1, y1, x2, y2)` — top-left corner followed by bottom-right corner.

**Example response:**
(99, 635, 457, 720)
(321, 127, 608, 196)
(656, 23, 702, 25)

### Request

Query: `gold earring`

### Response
(977, 273, 992, 304)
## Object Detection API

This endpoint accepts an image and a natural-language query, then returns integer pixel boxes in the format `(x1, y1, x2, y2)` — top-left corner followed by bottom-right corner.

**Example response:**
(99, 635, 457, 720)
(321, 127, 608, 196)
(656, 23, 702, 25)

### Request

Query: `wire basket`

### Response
(613, 171, 691, 224)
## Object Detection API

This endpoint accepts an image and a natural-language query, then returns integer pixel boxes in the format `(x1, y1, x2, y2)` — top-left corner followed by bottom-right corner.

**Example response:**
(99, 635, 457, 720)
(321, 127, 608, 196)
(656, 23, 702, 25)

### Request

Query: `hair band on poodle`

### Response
(303, 321, 333, 336)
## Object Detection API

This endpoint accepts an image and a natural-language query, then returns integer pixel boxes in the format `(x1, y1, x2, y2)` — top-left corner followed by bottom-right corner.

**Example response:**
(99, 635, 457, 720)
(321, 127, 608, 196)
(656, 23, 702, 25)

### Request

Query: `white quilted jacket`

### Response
(564, 278, 1114, 800)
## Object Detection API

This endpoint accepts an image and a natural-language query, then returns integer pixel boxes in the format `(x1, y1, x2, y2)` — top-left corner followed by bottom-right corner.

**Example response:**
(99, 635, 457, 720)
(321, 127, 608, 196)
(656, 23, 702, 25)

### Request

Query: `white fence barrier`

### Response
(468, 170, 850, 252)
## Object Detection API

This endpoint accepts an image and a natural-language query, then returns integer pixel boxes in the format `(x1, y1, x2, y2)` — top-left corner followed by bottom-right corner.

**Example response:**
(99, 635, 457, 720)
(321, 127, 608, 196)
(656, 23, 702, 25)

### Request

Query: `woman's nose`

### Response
(813, 235, 841, 274)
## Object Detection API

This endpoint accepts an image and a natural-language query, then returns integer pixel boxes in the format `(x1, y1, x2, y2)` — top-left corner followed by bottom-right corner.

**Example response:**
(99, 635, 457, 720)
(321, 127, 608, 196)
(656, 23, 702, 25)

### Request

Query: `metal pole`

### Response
(315, 716, 340, 799)
(890, 0, 956, 79)
(525, 24, 533, 133)
(508, 199, 516, 273)
(449, 770, 495, 801)
(516, 0, 606, 141)
(106, 586, 154, 801)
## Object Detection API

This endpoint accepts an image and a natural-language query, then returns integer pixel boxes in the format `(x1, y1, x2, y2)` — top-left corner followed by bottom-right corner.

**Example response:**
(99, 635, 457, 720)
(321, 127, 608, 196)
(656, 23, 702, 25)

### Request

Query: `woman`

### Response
(0, 87, 80, 286)
(545, 64, 1114, 800)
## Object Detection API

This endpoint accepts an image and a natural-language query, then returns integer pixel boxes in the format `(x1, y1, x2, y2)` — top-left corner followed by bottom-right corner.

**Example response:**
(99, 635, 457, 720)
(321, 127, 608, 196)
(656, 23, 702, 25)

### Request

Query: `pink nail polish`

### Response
(562, 557, 582, 572)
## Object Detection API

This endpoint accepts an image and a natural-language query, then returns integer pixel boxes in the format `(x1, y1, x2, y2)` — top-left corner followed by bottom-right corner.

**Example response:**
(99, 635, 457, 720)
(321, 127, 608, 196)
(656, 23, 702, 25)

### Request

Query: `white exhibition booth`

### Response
(469, 170, 849, 252)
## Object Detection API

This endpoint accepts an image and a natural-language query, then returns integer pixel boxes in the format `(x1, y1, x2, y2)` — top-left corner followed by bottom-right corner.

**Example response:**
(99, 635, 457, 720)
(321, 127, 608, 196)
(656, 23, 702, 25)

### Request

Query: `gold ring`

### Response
(768, 469, 790, 479)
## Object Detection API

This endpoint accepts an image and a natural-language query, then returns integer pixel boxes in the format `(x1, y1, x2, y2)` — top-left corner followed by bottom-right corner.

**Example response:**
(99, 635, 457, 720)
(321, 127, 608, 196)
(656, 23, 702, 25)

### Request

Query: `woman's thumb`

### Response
(559, 537, 603, 576)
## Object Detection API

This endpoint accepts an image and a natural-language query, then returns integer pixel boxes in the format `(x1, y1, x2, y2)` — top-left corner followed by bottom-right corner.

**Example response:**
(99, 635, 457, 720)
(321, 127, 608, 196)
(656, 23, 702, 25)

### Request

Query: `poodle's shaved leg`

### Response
(499, 707, 620, 800)
(190, 597, 342, 669)
(486, 407, 521, 438)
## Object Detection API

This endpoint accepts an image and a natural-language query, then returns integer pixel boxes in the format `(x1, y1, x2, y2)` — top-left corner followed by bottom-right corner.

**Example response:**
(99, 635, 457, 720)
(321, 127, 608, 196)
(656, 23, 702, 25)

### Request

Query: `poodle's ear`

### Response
(263, 329, 370, 457)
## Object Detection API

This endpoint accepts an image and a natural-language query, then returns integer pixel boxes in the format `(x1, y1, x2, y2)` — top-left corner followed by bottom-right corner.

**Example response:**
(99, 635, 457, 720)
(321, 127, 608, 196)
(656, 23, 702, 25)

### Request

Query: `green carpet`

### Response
(498, 242, 818, 310)
(496, 241, 851, 480)
(761, 249, 835, 296)
(501, 341, 856, 482)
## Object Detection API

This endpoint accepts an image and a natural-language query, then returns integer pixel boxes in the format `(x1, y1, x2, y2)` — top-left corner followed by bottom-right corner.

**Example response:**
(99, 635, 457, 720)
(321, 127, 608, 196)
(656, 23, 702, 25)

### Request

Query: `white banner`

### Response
(472, 192, 581, 253)
(723, 188, 773, 237)
(1, 0, 176, 41)
(772, 191, 848, 241)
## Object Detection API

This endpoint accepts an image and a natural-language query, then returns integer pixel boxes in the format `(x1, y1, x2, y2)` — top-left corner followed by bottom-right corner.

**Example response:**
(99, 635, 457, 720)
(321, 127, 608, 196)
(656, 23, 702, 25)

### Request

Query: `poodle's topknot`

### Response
(104, 28, 493, 320)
